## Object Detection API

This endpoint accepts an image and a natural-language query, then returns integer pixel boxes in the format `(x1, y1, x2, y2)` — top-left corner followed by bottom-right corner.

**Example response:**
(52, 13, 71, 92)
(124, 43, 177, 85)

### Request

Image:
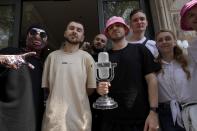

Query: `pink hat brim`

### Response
(104, 22, 130, 38)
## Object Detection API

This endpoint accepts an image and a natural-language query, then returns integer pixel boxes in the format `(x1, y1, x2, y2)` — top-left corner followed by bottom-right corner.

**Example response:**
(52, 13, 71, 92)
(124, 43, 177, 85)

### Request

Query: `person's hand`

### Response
(144, 111, 159, 131)
(3, 52, 36, 69)
(96, 81, 111, 96)
(80, 42, 91, 52)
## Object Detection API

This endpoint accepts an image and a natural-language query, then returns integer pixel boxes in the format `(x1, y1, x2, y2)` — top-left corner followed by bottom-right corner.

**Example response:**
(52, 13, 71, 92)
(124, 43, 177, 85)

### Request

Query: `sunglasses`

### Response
(29, 28, 47, 39)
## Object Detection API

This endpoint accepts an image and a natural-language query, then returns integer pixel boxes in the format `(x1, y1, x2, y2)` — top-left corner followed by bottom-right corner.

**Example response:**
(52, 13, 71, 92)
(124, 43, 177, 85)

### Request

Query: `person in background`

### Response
(80, 41, 92, 53)
(128, 9, 159, 58)
(155, 29, 190, 131)
(88, 33, 107, 131)
(41, 20, 96, 131)
(180, 0, 197, 130)
(96, 16, 160, 131)
(90, 33, 107, 61)
(80, 33, 107, 61)
(0, 25, 49, 131)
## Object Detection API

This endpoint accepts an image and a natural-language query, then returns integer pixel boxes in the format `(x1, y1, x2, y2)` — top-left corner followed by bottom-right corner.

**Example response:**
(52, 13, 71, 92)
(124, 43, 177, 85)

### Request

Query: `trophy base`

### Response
(93, 95, 118, 110)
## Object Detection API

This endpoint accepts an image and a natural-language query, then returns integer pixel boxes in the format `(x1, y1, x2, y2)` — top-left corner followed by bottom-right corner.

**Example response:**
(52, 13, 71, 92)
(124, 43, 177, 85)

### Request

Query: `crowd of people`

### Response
(0, 0, 197, 131)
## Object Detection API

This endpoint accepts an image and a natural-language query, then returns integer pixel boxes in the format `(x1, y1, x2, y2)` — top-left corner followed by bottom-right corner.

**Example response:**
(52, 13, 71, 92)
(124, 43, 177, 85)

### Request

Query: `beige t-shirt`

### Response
(42, 49, 96, 131)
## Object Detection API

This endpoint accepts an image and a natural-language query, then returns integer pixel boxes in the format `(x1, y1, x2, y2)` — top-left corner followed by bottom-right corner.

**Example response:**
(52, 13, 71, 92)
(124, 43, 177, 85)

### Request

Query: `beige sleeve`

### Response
(86, 55, 96, 89)
(42, 55, 51, 88)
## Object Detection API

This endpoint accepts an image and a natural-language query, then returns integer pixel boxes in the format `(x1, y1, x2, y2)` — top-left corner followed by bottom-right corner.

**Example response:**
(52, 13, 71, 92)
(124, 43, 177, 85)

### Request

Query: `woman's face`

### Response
(156, 32, 176, 55)
(185, 6, 197, 31)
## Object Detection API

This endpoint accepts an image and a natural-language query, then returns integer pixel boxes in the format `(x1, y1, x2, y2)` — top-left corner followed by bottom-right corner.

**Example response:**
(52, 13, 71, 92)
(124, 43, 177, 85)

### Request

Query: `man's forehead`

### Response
(131, 12, 146, 19)
(67, 22, 84, 29)
(96, 34, 107, 40)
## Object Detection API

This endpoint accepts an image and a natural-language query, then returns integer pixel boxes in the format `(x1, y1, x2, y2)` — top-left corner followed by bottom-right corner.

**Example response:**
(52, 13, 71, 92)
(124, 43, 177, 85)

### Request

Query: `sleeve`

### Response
(138, 45, 161, 75)
(145, 40, 159, 58)
(86, 54, 96, 89)
(41, 54, 51, 88)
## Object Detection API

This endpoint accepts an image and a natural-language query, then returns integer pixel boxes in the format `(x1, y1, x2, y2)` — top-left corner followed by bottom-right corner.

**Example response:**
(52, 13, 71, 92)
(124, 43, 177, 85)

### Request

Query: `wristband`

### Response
(150, 107, 158, 113)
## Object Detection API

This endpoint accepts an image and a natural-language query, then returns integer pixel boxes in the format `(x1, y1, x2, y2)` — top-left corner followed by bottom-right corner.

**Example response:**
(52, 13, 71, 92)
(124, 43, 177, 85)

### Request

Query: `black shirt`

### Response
(0, 47, 45, 131)
(100, 44, 160, 124)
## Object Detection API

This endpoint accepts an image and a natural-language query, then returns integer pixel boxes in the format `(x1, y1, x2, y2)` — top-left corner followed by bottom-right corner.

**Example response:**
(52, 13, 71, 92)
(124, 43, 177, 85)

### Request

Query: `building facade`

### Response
(0, 0, 195, 50)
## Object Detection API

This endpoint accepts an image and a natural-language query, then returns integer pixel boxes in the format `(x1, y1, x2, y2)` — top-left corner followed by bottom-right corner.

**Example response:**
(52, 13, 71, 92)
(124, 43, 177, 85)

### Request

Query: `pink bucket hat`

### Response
(104, 16, 130, 37)
(180, 0, 197, 31)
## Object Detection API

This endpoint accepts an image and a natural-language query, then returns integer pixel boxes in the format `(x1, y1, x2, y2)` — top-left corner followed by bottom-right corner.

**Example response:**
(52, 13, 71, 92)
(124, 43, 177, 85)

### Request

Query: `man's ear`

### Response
(81, 35, 85, 42)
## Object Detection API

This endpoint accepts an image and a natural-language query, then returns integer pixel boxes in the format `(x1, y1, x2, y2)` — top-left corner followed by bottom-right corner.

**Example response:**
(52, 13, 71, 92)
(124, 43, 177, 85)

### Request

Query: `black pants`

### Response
(95, 118, 144, 131)
(159, 103, 186, 131)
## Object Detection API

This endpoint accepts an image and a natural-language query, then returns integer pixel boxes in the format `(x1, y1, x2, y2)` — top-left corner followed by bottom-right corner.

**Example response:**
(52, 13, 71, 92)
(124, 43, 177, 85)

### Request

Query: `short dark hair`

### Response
(65, 19, 86, 37)
(65, 17, 85, 29)
(129, 9, 145, 20)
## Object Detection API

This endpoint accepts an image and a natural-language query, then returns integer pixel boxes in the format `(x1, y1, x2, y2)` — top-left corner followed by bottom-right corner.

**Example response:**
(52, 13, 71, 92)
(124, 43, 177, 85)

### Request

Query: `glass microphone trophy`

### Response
(93, 52, 118, 110)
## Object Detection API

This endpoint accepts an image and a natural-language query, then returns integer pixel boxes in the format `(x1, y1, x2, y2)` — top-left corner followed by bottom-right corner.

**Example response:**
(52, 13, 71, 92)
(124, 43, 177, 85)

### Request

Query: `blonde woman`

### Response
(155, 29, 196, 131)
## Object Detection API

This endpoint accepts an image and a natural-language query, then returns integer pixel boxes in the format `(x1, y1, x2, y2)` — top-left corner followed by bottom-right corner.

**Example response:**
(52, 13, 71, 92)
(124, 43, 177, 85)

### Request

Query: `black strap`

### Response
(142, 38, 148, 45)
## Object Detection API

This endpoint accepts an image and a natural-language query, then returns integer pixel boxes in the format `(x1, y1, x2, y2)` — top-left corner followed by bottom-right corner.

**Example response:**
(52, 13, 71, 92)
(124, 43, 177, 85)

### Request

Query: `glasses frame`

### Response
(29, 28, 47, 39)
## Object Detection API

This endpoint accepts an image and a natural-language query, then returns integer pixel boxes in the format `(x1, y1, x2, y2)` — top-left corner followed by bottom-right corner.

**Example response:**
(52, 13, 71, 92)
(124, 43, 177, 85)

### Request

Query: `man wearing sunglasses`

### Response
(0, 25, 49, 131)
(25, 27, 48, 57)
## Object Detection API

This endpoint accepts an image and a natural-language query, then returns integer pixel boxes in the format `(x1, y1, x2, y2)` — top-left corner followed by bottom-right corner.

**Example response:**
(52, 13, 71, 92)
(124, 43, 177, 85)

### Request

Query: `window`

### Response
(0, 0, 21, 49)
(21, 0, 99, 49)
(0, 5, 15, 48)
(98, 0, 140, 32)
(103, 0, 139, 24)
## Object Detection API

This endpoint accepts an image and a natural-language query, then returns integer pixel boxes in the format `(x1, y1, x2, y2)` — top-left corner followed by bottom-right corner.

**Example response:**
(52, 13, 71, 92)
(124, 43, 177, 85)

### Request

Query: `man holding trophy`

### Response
(95, 16, 161, 131)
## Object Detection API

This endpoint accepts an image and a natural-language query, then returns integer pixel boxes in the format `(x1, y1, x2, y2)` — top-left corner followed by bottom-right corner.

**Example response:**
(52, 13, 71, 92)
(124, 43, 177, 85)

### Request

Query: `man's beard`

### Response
(92, 46, 105, 53)
(64, 37, 82, 45)
(110, 35, 124, 42)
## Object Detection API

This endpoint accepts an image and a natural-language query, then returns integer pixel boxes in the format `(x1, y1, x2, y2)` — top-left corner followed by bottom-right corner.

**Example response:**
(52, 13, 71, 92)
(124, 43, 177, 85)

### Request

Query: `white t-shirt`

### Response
(128, 37, 159, 58)
(42, 49, 96, 131)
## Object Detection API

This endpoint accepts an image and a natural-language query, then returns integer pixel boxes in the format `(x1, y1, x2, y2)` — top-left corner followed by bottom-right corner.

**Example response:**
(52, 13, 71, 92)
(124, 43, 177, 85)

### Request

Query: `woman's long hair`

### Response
(155, 29, 191, 79)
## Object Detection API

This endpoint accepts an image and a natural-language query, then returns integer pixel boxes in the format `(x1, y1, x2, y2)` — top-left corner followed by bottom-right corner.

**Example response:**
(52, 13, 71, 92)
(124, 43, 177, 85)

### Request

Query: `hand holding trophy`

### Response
(93, 52, 118, 110)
